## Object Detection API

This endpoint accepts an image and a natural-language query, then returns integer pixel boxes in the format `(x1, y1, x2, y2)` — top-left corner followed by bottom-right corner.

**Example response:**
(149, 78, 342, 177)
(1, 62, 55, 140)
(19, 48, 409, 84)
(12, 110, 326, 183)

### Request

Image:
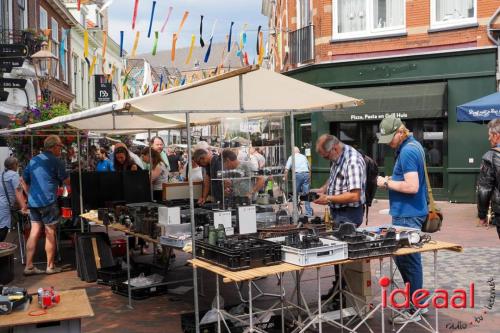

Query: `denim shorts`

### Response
(29, 201, 60, 225)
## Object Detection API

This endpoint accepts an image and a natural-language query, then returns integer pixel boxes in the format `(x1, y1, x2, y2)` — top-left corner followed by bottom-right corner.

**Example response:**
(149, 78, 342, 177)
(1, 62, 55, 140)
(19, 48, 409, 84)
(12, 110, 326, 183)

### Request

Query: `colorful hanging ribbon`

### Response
(171, 33, 178, 62)
(88, 55, 97, 76)
(131, 31, 140, 57)
(256, 25, 262, 55)
(59, 30, 66, 71)
(204, 19, 217, 63)
(119, 31, 124, 57)
(185, 34, 196, 64)
(159, 74, 163, 90)
(258, 31, 264, 65)
(83, 30, 89, 58)
(199, 15, 205, 47)
(160, 6, 173, 33)
(132, 0, 139, 30)
(177, 11, 189, 34)
(102, 31, 108, 60)
(243, 52, 249, 66)
(77, 0, 81, 11)
(227, 21, 234, 52)
(147, 1, 156, 38)
(152, 31, 159, 55)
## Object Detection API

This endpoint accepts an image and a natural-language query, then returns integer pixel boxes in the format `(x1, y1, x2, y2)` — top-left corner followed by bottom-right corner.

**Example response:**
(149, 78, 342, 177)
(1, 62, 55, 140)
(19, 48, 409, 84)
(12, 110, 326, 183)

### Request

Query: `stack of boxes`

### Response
(343, 259, 374, 316)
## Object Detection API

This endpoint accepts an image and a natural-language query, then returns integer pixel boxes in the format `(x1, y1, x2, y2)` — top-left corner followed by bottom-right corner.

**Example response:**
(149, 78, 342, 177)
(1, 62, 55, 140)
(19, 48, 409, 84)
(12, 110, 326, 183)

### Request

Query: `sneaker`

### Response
(46, 266, 63, 275)
(23, 266, 45, 276)
(391, 310, 422, 325)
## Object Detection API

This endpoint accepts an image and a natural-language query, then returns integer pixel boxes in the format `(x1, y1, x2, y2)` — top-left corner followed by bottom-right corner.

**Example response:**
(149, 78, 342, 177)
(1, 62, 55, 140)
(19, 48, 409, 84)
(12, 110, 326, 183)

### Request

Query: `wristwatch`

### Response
(384, 179, 389, 190)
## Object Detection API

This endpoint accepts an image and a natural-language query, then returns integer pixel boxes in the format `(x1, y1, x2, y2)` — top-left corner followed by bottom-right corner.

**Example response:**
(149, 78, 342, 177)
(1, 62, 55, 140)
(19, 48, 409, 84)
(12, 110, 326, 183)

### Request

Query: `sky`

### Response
(107, 0, 268, 61)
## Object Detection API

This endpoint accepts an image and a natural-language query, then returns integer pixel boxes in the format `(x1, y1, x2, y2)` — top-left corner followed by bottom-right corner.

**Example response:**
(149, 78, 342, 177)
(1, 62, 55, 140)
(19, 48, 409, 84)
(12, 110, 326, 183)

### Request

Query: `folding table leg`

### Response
(126, 235, 133, 309)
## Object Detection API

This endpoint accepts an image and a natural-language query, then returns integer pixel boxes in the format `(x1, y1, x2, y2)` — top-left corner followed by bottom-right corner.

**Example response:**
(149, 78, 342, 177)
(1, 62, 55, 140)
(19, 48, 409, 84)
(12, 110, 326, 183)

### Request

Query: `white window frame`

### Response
(430, 0, 477, 30)
(51, 18, 59, 79)
(63, 30, 68, 84)
(39, 7, 48, 30)
(332, 0, 406, 41)
(296, 0, 312, 28)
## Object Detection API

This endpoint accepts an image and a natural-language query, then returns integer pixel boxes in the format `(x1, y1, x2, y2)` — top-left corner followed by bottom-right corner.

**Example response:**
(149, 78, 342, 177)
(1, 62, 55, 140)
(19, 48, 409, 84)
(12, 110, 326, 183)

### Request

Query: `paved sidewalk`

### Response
(6, 200, 500, 332)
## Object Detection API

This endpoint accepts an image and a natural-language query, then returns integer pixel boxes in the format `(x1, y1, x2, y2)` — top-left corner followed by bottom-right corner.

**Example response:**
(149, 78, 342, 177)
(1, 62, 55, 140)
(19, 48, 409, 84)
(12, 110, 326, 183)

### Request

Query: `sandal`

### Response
(24, 266, 45, 276)
(46, 266, 63, 275)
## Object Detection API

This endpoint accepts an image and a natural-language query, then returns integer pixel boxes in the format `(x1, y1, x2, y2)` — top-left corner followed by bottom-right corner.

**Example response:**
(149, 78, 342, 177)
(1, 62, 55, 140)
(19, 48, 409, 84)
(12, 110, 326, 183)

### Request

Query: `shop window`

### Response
(422, 120, 444, 167)
(297, 0, 311, 28)
(333, 0, 405, 40)
(431, 0, 476, 29)
(39, 7, 48, 30)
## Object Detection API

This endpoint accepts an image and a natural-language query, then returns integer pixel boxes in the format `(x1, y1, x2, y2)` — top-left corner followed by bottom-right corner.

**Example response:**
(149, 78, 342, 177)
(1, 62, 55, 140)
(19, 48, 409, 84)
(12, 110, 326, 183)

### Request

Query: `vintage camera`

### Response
(299, 192, 320, 202)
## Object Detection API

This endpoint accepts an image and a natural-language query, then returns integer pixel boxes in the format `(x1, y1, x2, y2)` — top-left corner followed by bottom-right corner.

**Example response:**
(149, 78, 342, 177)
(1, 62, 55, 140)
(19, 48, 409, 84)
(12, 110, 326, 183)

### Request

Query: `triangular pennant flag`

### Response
(102, 30, 108, 60)
(204, 20, 217, 63)
(132, 0, 139, 30)
(171, 33, 177, 62)
(147, 1, 156, 38)
(88, 55, 97, 76)
(83, 30, 89, 58)
(161, 6, 173, 33)
(199, 15, 205, 47)
(177, 11, 189, 34)
(258, 31, 264, 65)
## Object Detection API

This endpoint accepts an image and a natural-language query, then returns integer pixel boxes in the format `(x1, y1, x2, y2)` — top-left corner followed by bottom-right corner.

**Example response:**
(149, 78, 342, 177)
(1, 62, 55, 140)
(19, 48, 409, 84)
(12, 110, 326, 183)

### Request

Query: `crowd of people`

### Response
(0, 117, 498, 325)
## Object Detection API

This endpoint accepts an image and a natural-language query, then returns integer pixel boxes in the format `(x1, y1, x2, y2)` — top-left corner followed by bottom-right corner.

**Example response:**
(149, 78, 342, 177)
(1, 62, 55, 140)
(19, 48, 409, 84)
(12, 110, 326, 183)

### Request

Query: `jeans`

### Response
(296, 172, 313, 216)
(331, 206, 364, 227)
(392, 215, 426, 299)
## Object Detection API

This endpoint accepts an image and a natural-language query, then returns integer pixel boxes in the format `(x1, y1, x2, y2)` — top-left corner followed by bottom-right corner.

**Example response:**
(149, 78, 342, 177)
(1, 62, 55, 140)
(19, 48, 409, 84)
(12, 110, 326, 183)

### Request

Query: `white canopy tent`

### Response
(1, 65, 362, 331)
(0, 66, 362, 135)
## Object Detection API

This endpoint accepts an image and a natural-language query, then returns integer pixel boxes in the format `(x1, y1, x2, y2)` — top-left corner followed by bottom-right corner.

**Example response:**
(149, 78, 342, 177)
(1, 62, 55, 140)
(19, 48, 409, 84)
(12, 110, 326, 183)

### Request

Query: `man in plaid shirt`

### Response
(313, 134, 366, 226)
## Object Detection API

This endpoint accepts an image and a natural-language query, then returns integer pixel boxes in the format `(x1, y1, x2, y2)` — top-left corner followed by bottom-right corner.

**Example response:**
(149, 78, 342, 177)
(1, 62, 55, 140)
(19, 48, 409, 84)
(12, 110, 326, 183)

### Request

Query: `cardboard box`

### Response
(344, 269, 373, 297)
(344, 259, 371, 273)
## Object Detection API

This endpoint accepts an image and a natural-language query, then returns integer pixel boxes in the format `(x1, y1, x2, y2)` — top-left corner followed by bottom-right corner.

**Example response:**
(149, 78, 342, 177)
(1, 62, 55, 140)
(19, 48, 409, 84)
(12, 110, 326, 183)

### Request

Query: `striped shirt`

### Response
(326, 144, 366, 208)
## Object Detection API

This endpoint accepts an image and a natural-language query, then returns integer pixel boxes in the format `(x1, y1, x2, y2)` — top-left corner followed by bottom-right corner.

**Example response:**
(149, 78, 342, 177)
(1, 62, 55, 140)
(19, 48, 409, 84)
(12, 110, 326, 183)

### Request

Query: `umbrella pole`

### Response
(77, 132, 84, 233)
(186, 112, 200, 333)
(290, 111, 298, 223)
(148, 129, 153, 201)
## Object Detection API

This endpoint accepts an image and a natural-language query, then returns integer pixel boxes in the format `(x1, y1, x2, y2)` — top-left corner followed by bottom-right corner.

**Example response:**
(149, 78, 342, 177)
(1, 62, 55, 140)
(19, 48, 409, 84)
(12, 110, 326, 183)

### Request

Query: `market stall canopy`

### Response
(456, 91, 500, 122)
(0, 66, 362, 135)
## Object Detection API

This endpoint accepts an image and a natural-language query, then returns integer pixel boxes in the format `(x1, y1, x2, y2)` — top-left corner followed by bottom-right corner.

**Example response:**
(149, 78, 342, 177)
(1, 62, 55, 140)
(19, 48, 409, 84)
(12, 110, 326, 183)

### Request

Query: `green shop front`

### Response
(286, 47, 498, 202)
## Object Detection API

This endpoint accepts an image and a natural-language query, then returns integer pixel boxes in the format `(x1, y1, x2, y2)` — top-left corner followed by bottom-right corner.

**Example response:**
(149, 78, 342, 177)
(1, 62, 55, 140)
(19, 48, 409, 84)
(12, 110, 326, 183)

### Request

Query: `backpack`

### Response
(360, 152, 379, 225)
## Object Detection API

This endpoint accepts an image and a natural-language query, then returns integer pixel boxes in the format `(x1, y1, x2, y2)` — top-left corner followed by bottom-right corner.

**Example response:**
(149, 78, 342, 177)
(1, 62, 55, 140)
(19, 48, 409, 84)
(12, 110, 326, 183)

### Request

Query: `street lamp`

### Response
(31, 41, 58, 101)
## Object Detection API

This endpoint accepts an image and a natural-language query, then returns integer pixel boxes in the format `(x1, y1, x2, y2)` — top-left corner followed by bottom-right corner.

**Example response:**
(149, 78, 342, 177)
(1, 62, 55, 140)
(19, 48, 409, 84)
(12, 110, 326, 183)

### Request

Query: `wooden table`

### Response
(189, 241, 463, 333)
(0, 289, 93, 333)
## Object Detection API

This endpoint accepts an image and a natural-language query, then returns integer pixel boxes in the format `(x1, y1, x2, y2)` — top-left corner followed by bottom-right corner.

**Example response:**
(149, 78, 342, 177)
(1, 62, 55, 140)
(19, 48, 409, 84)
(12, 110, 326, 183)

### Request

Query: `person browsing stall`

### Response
(113, 146, 138, 172)
(95, 148, 114, 172)
(141, 147, 169, 202)
(313, 134, 366, 226)
(193, 148, 221, 204)
(477, 118, 500, 237)
(0, 157, 28, 242)
(284, 147, 313, 217)
(221, 149, 265, 201)
(23, 135, 69, 275)
(376, 114, 428, 324)
(148, 136, 170, 172)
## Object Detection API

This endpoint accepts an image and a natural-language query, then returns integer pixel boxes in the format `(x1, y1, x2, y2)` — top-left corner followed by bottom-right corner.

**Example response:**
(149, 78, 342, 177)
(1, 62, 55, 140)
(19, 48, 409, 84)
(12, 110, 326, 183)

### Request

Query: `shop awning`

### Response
(322, 82, 447, 122)
(456, 91, 500, 122)
(0, 66, 362, 135)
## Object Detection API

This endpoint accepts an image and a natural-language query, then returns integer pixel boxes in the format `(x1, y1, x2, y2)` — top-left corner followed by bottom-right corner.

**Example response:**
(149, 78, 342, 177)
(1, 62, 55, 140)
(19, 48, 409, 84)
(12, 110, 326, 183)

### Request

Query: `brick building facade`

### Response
(267, 0, 500, 202)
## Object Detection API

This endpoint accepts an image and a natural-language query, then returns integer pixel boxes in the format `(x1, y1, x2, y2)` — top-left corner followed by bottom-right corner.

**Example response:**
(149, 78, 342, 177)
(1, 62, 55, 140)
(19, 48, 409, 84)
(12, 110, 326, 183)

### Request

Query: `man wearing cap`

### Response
(376, 114, 428, 324)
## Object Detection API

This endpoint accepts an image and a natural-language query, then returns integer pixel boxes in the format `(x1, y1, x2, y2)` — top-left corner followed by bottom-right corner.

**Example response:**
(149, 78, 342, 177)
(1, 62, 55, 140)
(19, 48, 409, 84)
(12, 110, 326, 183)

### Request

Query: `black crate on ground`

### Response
(181, 310, 288, 333)
(111, 281, 169, 300)
(195, 236, 282, 271)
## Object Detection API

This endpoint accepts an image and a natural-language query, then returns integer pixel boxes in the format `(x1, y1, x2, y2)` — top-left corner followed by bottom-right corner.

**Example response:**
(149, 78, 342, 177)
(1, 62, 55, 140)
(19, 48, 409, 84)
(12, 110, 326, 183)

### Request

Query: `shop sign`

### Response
(350, 112, 409, 121)
(0, 78, 27, 89)
(0, 57, 24, 73)
(0, 44, 28, 57)
(94, 75, 112, 102)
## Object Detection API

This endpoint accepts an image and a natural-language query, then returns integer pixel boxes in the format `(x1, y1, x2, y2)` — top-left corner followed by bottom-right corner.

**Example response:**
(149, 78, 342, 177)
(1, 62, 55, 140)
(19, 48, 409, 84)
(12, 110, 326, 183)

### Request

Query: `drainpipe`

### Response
(486, 7, 500, 91)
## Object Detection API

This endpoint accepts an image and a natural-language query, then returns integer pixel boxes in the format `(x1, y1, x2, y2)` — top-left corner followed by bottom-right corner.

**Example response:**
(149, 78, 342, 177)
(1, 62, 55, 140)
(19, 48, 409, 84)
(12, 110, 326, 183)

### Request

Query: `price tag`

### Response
(238, 206, 257, 234)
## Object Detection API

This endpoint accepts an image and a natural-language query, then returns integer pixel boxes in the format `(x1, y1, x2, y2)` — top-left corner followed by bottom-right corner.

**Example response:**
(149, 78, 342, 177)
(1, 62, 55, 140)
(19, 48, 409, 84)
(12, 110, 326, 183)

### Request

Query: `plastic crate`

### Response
(326, 229, 398, 259)
(268, 237, 348, 266)
(112, 281, 169, 300)
(348, 245, 397, 259)
(195, 236, 282, 271)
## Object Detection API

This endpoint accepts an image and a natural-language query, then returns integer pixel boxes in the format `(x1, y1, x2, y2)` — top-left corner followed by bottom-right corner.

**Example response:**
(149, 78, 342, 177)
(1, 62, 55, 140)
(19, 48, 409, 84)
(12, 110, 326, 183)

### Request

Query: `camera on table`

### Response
(299, 192, 320, 202)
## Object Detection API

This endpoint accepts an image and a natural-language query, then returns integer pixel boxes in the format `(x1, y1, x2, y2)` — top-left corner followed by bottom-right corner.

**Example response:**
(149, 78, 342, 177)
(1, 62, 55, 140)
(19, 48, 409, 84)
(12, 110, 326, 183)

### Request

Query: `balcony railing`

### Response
(289, 24, 315, 65)
(0, 29, 42, 57)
